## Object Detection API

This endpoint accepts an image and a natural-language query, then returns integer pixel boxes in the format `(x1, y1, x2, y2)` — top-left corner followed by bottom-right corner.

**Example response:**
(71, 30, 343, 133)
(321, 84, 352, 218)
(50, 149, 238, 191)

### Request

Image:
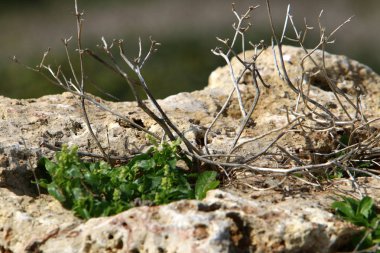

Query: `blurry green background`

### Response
(1, 0, 379, 101)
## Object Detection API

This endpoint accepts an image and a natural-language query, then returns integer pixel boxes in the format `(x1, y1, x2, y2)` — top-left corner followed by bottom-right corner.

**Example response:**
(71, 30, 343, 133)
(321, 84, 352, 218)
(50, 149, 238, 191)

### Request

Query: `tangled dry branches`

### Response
(15, 0, 380, 194)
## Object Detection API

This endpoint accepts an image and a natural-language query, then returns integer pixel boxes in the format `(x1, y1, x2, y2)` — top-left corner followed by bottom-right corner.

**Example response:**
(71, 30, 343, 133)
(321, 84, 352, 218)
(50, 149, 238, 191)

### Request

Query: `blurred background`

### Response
(1, 0, 379, 101)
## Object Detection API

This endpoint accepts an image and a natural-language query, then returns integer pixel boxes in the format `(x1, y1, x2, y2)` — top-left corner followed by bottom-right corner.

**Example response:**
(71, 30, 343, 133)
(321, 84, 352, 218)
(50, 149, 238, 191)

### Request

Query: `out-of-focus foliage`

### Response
(4, 37, 224, 100)
(2, 0, 379, 100)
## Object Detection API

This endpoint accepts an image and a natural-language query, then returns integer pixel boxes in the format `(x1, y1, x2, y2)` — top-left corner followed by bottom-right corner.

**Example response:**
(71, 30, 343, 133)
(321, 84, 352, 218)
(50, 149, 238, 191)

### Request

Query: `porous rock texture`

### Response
(1, 46, 380, 252)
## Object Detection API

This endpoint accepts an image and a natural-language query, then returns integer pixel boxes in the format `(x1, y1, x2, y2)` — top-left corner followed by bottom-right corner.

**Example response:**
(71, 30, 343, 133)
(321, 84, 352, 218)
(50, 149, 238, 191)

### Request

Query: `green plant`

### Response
(195, 170, 219, 200)
(37, 140, 219, 219)
(332, 196, 380, 251)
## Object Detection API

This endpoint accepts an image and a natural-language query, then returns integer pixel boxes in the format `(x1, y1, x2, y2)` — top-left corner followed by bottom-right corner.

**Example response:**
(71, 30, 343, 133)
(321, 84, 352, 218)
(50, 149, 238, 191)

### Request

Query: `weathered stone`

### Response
(2, 183, 377, 253)
(1, 46, 380, 252)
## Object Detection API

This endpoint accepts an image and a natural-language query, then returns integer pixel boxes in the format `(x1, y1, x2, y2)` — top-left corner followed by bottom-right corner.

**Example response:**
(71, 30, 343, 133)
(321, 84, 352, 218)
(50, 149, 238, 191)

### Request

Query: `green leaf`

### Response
(47, 183, 66, 202)
(127, 153, 151, 167)
(167, 159, 177, 169)
(349, 215, 370, 227)
(332, 201, 355, 219)
(136, 159, 156, 170)
(83, 172, 99, 185)
(358, 196, 374, 218)
(332, 196, 374, 227)
(74, 206, 91, 220)
(44, 158, 57, 175)
(195, 171, 220, 200)
(36, 179, 49, 188)
(72, 187, 85, 201)
(332, 195, 380, 250)
(373, 225, 380, 239)
(371, 218, 380, 230)
(66, 165, 82, 179)
(341, 196, 360, 210)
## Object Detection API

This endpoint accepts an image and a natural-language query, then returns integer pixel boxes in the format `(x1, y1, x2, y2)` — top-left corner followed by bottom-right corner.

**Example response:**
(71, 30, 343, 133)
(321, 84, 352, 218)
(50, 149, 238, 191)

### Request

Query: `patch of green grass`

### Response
(37, 139, 219, 219)
(332, 195, 380, 251)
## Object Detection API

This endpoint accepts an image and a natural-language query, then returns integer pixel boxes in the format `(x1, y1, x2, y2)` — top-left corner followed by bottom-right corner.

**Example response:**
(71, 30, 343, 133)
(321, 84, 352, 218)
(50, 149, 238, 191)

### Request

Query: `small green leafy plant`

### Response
(332, 195, 380, 251)
(37, 140, 219, 219)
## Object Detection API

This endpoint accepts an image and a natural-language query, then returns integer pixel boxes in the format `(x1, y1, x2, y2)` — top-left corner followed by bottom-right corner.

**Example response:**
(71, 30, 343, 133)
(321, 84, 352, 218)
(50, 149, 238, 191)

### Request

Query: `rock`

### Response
(1, 46, 380, 252)
(207, 46, 380, 167)
(2, 184, 377, 253)
(0, 188, 80, 253)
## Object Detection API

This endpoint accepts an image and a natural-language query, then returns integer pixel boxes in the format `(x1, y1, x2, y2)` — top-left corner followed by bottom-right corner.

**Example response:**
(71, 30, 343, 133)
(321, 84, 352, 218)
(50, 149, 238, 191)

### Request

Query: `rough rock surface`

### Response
(2, 185, 376, 253)
(1, 46, 380, 252)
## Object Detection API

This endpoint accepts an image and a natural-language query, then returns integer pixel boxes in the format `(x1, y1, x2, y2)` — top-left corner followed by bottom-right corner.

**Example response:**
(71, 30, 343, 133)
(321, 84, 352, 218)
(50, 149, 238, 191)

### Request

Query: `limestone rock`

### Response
(1, 46, 380, 252)
(3, 184, 378, 253)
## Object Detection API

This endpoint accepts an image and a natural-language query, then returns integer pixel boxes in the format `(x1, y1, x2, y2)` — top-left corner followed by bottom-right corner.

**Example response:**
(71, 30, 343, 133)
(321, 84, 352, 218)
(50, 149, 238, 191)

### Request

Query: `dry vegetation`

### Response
(15, 0, 380, 196)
